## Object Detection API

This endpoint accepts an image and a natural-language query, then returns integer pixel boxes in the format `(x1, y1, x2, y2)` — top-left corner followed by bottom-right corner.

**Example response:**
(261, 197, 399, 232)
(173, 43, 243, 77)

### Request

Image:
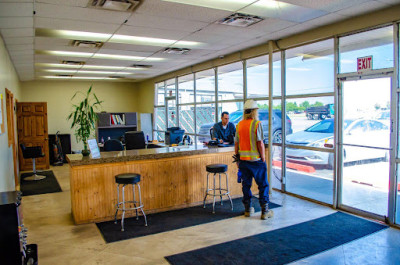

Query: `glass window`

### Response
(339, 26, 394, 74)
(218, 62, 243, 100)
(286, 39, 334, 95)
(154, 131, 165, 141)
(285, 96, 334, 135)
(197, 103, 216, 142)
(247, 55, 268, 98)
(178, 74, 194, 104)
(179, 105, 195, 134)
(166, 78, 176, 97)
(217, 102, 243, 124)
(155, 82, 165, 106)
(167, 99, 177, 127)
(154, 107, 166, 131)
(196, 69, 215, 102)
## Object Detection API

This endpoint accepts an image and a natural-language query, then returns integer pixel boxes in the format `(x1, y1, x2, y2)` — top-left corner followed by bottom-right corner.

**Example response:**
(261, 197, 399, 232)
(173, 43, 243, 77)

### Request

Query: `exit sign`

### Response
(357, 56, 373, 73)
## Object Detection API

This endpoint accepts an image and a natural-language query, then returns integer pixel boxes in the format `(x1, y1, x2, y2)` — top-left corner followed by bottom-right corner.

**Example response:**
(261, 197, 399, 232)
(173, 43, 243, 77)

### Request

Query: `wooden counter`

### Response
(67, 144, 263, 224)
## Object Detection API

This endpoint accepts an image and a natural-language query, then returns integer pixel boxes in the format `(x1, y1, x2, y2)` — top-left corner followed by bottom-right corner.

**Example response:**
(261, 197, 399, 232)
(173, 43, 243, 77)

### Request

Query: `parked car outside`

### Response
(198, 109, 293, 143)
(285, 118, 389, 169)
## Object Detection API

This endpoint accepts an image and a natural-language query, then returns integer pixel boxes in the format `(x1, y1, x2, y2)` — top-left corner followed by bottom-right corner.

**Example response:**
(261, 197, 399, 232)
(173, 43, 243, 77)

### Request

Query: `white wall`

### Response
(0, 35, 21, 192)
(21, 80, 140, 152)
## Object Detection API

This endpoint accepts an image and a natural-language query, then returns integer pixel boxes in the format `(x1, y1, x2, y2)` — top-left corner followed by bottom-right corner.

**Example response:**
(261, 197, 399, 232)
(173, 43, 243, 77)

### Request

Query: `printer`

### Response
(165, 127, 185, 145)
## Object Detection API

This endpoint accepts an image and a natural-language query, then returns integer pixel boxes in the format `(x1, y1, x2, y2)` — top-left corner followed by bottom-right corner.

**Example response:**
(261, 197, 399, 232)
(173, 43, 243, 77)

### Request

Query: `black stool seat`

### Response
(206, 164, 227, 173)
(115, 173, 141, 185)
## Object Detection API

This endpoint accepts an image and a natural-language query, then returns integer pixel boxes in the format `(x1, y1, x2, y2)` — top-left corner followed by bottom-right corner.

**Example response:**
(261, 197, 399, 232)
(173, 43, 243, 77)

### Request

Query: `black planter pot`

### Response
(82, 149, 91, 156)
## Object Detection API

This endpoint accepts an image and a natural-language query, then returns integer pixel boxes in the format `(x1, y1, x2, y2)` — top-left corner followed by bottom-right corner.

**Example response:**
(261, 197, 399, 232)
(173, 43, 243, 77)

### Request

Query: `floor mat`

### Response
(96, 198, 280, 243)
(165, 212, 387, 265)
(20, 170, 62, 196)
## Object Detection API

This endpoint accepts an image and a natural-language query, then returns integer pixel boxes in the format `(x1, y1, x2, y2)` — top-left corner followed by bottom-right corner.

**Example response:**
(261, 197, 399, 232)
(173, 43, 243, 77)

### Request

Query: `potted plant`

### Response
(68, 85, 103, 156)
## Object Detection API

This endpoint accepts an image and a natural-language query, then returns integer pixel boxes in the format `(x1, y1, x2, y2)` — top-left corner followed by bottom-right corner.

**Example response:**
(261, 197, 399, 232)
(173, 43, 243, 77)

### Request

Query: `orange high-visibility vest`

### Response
(237, 119, 261, 161)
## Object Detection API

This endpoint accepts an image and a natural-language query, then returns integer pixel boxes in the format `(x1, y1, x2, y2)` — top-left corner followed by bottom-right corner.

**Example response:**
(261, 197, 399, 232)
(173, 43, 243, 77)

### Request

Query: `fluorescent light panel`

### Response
(35, 63, 147, 71)
(36, 28, 202, 47)
(161, 0, 255, 11)
(41, 76, 120, 80)
(36, 50, 164, 61)
(43, 69, 132, 75)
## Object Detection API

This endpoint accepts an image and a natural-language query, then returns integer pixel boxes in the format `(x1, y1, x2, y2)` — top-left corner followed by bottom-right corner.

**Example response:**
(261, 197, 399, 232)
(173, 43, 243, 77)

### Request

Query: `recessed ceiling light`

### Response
(35, 63, 147, 71)
(163, 48, 191, 54)
(36, 28, 203, 47)
(42, 69, 132, 75)
(36, 50, 164, 61)
(41, 76, 112, 80)
(161, 0, 254, 12)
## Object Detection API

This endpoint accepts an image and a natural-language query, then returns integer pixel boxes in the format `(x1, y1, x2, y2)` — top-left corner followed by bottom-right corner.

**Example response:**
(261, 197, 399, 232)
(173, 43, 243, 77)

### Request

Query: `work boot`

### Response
(261, 204, 274, 220)
(244, 204, 255, 217)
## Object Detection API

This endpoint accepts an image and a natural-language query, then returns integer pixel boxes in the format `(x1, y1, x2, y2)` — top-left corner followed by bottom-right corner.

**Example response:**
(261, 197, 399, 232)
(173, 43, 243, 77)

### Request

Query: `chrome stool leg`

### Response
(212, 173, 216, 214)
(133, 184, 138, 220)
(138, 183, 147, 226)
(121, 185, 126, 231)
(203, 173, 210, 208)
(114, 184, 120, 224)
(224, 173, 233, 211)
(219, 173, 223, 205)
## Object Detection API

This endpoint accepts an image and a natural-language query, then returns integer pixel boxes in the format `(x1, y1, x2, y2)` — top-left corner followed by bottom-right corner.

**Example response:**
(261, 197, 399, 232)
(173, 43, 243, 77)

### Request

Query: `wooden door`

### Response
(5, 89, 18, 186)
(17, 102, 49, 171)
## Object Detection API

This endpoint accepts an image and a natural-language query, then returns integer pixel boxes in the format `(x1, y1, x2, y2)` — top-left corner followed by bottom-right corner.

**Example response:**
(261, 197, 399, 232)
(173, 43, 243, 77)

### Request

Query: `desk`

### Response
(67, 144, 262, 224)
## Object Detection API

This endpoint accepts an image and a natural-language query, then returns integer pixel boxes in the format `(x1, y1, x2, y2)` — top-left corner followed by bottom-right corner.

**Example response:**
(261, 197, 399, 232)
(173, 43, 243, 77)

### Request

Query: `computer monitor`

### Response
(125, 131, 145, 150)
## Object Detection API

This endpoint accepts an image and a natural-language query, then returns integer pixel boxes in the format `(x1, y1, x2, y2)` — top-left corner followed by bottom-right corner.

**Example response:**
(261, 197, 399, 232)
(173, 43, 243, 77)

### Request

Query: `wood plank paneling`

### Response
(70, 151, 262, 224)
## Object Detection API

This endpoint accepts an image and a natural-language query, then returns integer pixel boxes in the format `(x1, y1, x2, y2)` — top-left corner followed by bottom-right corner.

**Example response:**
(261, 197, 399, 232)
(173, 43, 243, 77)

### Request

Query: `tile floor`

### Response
(22, 165, 400, 265)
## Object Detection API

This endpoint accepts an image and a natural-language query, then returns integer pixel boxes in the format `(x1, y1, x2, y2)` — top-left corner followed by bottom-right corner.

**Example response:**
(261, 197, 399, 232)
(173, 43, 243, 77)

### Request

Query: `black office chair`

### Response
(103, 139, 124, 152)
(210, 127, 214, 139)
(20, 144, 46, 181)
(125, 131, 145, 150)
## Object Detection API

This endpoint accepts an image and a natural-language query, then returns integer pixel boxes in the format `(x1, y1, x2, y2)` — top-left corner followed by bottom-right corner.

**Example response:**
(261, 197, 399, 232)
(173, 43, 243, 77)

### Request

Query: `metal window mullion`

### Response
(175, 77, 179, 127)
(243, 60, 247, 101)
(268, 42, 273, 194)
(389, 22, 399, 225)
(333, 36, 339, 209)
(194, 72, 197, 136)
(281, 50, 287, 192)
(215, 67, 218, 123)
(285, 92, 335, 99)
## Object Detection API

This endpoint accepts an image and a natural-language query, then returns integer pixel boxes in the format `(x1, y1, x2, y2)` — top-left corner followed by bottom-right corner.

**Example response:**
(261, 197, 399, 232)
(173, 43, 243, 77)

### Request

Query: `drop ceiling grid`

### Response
(280, 0, 373, 12)
(0, 3, 33, 17)
(335, 1, 389, 16)
(115, 24, 192, 40)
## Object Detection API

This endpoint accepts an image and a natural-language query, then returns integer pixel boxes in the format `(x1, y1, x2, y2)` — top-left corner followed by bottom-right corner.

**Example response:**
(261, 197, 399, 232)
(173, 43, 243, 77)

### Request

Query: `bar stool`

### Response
(114, 173, 147, 231)
(203, 164, 233, 213)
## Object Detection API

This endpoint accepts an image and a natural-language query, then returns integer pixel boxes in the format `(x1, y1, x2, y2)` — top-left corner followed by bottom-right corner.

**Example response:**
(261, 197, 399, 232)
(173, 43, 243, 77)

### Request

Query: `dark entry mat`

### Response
(20, 171, 62, 196)
(96, 198, 280, 243)
(165, 212, 387, 265)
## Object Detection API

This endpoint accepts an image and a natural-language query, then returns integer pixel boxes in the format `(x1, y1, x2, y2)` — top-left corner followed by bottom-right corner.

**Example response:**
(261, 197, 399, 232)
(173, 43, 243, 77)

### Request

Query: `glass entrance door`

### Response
(340, 76, 392, 217)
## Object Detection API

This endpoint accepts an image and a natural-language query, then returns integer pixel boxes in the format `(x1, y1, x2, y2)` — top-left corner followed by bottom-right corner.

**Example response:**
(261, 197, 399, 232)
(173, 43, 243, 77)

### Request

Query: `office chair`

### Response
(103, 139, 124, 152)
(20, 144, 46, 181)
(125, 131, 145, 150)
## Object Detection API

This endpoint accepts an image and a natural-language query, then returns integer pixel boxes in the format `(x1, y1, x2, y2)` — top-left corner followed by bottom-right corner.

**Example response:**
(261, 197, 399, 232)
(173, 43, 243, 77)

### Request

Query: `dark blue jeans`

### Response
(239, 160, 270, 206)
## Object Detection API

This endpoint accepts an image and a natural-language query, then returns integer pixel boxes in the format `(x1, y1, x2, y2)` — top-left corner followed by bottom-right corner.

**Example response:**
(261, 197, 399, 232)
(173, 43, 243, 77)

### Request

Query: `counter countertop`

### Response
(66, 144, 235, 166)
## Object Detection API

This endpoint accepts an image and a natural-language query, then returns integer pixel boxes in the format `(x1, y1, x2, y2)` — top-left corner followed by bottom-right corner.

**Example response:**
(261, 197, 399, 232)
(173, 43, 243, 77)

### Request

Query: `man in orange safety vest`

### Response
(234, 99, 274, 220)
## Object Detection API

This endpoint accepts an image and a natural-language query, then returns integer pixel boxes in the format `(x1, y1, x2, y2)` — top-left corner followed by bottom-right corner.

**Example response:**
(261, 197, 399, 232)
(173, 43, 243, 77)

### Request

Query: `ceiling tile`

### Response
(336, 1, 390, 16)
(249, 18, 297, 34)
(306, 12, 348, 27)
(6, 44, 34, 51)
(136, 0, 232, 23)
(35, 2, 130, 24)
(34, 17, 121, 34)
(9, 49, 33, 56)
(1, 28, 33, 37)
(241, 2, 327, 23)
(4, 36, 33, 45)
(0, 3, 33, 17)
(0, 17, 33, 28)
(115, 25, 191, 40)
(36, 0, 88, 7)
(281, 0, 372, 12)
(199, 23, 265, 39)
(126, 13, 208, 32)
(377, 0, 400, 4)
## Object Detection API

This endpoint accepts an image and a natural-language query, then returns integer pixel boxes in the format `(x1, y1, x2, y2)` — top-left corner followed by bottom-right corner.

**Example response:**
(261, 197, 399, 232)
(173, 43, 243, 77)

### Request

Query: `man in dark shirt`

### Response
(212, 111, 236, 144)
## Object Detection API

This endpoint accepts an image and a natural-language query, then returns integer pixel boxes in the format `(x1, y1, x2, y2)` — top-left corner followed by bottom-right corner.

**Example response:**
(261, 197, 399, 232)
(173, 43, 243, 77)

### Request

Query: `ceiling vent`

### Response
(88, 0, 141, 12)
(71, 40, 104, 48)
(217, 13, 263, 27)
(131, 64, 152, 68)
(109, 76, 124, 79)
(163, 47, 190, 55)
(61, 60, 85, 65)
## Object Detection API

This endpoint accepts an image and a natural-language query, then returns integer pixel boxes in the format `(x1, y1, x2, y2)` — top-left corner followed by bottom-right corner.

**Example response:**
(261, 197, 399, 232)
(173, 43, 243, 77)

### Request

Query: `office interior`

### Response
(1, 0, 400, 264)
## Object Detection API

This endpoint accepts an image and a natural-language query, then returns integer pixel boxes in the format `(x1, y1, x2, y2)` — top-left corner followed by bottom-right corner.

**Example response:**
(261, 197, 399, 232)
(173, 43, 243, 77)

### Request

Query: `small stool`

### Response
(114, 173, 147, 231)
(203, 164, 233, 213)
